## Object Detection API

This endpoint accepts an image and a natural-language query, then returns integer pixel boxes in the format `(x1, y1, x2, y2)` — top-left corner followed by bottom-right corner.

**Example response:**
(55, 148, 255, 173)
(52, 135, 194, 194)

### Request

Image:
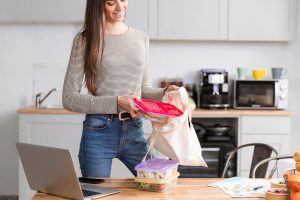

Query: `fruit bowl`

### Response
(265, 188, 289, 200)
(270, 178, 287, 189)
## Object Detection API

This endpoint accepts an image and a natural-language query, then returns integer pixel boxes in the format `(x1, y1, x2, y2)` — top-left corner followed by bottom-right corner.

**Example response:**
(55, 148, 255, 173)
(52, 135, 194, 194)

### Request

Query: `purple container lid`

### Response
(134, 159, 179, 173)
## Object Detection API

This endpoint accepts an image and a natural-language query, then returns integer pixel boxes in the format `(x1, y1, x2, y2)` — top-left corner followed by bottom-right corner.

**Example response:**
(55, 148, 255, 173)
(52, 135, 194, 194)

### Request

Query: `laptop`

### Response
(16, 142, 120, 200)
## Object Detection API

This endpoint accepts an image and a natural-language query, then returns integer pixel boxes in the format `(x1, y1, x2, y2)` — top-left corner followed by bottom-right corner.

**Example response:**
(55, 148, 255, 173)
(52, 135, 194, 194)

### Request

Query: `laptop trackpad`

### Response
(80, 183, 120, 197)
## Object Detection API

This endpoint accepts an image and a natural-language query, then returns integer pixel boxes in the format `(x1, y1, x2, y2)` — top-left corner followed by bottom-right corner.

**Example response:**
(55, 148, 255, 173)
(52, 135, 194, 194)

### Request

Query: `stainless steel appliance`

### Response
(178, 141, 236, 178)
(234, 79, 288, 109)
(178, 122, 236, 178)
(200, 69, 230, 109)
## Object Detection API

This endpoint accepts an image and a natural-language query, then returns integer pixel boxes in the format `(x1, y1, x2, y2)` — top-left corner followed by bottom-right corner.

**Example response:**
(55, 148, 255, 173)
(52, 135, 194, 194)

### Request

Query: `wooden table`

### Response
(32, 178, 263, 200)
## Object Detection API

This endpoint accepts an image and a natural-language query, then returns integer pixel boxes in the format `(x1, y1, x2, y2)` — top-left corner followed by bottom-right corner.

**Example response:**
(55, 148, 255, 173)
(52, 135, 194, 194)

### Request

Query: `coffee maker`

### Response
(200, 69, 230, 109)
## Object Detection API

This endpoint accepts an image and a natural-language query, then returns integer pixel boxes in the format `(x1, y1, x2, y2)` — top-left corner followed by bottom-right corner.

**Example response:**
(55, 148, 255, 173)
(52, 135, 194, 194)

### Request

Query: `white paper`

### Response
(209, 177, 270, 198)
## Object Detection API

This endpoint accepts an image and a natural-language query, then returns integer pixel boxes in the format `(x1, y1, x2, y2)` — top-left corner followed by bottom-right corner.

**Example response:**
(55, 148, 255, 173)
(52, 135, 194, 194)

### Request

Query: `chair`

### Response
(221, 143, 278, 178)
(252, 155, 294, 178)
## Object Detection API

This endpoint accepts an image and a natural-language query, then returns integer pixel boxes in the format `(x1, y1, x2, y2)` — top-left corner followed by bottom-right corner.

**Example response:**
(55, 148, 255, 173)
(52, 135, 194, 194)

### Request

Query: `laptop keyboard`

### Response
(81, 189, 101, 197)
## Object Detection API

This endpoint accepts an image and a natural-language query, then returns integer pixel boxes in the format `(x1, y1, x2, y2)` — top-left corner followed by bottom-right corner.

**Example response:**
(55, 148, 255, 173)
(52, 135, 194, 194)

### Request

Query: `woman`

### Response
(62, 0, 177, 178)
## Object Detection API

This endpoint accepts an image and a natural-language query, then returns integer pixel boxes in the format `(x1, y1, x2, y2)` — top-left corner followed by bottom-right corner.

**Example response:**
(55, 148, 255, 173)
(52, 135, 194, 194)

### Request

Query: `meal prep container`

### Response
(135, 159, 179, 180)
(134, 98, 183, 122)
(138, 112, 168, 123)
(135, 172, 180, 192)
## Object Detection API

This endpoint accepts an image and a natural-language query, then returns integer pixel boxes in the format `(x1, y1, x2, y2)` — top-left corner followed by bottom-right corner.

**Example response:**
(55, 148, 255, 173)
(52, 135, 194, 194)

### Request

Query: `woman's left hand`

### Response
(163, 85, 180, 106)
(164, 85, 180, 93)
(117, 95, 140, 118)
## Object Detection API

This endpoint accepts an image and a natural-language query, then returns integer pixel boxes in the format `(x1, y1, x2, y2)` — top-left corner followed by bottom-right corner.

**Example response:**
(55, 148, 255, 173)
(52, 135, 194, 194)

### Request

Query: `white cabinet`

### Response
(0, 0, 85, 23)
(157, 0, 296, 41)
(241, 116, 290, 135)
(158, 0, 228, 40)
(228, 0, 296, 41)
(18, 114, 152, 200)
(124, 0, 158, 39)
(2, 0, 296, 41)
(0, 0, 158, 39)
(0, 0, 157, 39)
(238, 116, 291, 177)
(18, 114, 83, 200)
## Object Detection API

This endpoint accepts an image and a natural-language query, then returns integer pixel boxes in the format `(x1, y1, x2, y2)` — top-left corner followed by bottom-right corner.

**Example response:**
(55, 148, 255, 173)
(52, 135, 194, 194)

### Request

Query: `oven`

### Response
(178, 121, 237, 178)
(178, 141, 236, 178)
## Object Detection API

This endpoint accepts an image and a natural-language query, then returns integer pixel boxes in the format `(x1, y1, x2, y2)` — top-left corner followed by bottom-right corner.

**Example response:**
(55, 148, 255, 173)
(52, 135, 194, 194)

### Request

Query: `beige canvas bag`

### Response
(147, 87, 207, 166)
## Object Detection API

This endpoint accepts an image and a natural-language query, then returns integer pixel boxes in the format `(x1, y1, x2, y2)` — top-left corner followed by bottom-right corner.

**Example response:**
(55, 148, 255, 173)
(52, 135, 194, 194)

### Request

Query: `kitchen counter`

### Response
(18, 106, 78, 115)
(18, 106, 293, 117)
(18, 108, 292, 199)
(32, 178, 262, 200)
(192, 109, 293, 117)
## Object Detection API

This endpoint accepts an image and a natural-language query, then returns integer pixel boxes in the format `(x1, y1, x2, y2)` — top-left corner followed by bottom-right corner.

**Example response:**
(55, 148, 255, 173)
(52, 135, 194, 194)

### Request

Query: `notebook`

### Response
(16, 142, 120, 200)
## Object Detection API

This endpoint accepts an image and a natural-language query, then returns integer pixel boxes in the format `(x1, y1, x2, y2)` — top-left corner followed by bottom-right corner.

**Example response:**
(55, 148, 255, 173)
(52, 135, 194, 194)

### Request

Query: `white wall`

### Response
(149, 39, 300, 143)
(0, 9, 299, 196)
(0, 24, 82, 195)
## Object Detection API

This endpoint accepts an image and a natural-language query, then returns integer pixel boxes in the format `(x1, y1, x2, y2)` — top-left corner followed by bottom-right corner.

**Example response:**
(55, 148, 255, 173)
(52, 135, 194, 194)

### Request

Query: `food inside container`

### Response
(135, 159, 179, 180)
(133, 98, 183, 122)
(139, 112, 168, 123)
(270, 178, 287, 189)
(135, 172, 179, 192)
(265, 188, 289, 200)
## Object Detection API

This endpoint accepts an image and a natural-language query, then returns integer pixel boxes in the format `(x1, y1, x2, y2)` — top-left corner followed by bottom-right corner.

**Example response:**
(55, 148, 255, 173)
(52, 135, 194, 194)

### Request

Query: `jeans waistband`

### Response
(86, 112, 132, 121)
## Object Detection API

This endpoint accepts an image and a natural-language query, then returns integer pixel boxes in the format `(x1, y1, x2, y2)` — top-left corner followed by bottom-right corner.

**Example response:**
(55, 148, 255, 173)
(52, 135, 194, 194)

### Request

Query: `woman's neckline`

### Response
(105, 25, 130, 36)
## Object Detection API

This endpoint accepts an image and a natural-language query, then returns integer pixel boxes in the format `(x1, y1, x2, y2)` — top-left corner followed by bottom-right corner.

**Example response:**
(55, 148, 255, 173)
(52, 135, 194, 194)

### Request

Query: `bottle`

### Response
(160, 78, 170, 88)
(185, 83, 198, 108)
(174, 78, 183, 87)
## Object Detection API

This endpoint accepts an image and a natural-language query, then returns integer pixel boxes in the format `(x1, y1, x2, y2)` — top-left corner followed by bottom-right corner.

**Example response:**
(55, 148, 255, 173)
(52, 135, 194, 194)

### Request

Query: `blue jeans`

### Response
(79, 114, 147, 178)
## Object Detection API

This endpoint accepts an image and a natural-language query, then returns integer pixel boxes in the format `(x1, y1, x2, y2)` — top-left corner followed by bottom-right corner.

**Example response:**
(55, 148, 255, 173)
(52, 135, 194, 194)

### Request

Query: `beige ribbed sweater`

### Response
(62, 27, 164, 114)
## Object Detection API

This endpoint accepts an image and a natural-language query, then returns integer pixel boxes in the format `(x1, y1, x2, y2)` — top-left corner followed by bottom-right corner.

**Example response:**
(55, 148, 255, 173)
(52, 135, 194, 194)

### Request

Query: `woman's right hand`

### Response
(117, 96, 140, 118)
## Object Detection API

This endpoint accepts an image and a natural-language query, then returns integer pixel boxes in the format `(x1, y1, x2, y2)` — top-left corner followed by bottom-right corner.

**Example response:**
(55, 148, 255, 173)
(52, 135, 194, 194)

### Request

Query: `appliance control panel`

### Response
(277, 79, 288, 109)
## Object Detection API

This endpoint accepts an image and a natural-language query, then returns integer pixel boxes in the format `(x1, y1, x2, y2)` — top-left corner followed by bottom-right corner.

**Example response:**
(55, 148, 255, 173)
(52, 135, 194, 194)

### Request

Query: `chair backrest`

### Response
(221, 143, 278, 178)
(252, 155, 294, 178)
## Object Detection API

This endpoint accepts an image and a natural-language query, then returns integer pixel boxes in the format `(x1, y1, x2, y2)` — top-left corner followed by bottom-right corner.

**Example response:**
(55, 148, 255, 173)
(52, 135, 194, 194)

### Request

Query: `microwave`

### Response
(234, 80, 288, 109)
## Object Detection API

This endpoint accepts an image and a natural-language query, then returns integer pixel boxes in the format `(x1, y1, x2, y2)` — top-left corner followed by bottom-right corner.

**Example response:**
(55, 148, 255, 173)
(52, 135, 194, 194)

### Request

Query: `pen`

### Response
(253, 186, 264, 191)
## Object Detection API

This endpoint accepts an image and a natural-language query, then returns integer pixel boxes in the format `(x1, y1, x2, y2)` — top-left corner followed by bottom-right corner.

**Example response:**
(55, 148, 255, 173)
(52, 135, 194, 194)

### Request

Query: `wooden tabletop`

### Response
(32, 178, 263, 200)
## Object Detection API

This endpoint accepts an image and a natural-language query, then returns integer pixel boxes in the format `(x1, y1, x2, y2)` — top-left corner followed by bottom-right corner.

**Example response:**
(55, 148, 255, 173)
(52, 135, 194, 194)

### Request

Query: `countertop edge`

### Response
(17, 107, 294, 117)
(17, 107, 79, 115)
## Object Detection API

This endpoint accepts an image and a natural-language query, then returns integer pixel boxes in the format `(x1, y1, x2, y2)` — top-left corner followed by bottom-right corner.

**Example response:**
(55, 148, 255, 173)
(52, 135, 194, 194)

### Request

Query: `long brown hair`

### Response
(82, 0, 105, 95)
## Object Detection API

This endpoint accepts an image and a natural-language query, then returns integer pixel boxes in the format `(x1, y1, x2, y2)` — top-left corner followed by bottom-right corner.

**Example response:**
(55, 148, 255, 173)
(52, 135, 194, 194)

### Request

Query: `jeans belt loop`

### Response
(118, 112, 131, 121)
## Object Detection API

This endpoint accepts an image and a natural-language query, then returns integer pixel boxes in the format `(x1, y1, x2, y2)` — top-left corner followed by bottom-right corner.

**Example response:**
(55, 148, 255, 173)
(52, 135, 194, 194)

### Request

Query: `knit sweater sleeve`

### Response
(62, 34, 118, 114)
(141, 36, 165, 101)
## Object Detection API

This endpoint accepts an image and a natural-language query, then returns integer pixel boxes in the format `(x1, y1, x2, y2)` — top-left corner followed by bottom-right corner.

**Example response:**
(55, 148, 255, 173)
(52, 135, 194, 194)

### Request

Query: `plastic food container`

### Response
(265, 188, 289, 200)
(135, 159, 179, 180)
(135, 172, 179, 192)
(134, 98, 183, 123)
(270, 178, 287, 189)
(138, 111, 168, 123)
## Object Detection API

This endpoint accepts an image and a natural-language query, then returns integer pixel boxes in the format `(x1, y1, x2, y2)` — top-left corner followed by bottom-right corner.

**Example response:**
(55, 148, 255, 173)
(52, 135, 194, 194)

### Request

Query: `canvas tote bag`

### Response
(147, 87, 207, 166)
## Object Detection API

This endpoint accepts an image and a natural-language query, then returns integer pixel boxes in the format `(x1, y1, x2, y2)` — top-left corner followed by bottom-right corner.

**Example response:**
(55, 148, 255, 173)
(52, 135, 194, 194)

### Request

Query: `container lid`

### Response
(133, 98, 183, 117)
(134, 159, 179, 173)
